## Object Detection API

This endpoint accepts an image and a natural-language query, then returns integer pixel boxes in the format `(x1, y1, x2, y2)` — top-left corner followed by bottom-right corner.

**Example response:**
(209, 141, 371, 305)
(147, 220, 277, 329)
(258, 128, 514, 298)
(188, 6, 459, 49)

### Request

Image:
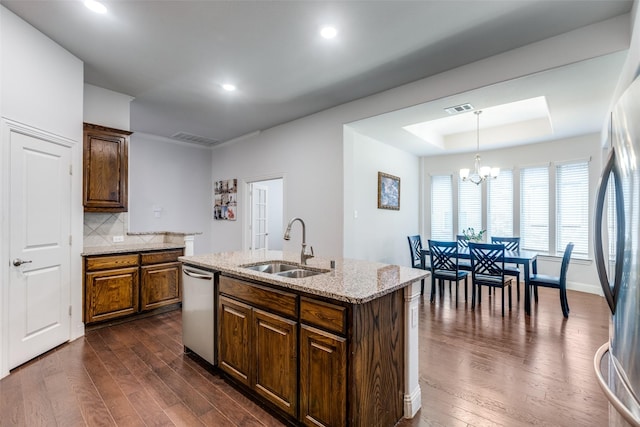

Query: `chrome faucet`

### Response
(283, 217, 314, 265)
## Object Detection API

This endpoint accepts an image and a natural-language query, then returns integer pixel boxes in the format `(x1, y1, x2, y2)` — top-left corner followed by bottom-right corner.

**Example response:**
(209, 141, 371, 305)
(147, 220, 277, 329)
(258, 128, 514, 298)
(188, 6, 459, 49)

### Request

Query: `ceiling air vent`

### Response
(171, 132, 220, 147)
(444, 103, 474, 115)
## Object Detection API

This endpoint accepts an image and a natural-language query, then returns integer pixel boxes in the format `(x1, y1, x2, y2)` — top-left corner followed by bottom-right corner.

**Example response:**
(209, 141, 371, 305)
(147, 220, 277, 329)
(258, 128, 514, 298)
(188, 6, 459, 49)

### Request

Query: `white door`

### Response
(251, 183, 269, 250)
(8, 127, 71, 369)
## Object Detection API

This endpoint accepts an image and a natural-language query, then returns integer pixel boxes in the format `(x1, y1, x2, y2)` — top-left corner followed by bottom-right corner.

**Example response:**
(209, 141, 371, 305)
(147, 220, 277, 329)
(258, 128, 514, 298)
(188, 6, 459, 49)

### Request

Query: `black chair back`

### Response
(469, 242, 511, 315)
(490, 236, 520, 252)
(456, 234, 469, 249)
(559, 242, 575, 287)
(407, 235, 422, 268)
(469, 243, 506, 279)
(428, 240, 459, 273)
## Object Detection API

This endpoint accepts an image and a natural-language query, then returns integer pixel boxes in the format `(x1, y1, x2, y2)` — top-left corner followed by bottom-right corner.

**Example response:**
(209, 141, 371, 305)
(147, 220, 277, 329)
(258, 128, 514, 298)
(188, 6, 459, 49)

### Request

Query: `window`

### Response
(458, 177, 482, 234)
(431, 175, 453, 240)
(556, 162, 589, 256)
(488, 169, 513, 238)
(520, 166, 549, 252)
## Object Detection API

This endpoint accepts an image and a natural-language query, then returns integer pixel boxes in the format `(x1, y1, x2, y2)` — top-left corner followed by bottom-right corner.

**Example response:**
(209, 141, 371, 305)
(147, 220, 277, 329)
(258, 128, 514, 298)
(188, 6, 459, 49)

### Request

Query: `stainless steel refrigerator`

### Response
(594, 74, 640, 427)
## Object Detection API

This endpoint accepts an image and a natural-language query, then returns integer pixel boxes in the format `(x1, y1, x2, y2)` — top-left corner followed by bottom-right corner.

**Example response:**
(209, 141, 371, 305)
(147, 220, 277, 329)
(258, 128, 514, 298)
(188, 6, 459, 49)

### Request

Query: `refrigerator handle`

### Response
(594, 147, 624, 314)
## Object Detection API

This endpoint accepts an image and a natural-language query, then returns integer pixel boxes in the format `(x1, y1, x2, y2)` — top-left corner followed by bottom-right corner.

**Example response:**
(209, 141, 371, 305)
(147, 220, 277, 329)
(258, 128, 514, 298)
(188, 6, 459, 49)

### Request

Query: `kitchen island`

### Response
(180, 250, 428, 427)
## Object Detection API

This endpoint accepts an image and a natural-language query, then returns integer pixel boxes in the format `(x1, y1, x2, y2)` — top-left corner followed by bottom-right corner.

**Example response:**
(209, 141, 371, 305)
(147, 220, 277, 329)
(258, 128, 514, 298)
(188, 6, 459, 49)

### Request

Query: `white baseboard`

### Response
(404, 385, 422, 419)
(566, 280, 603, 296)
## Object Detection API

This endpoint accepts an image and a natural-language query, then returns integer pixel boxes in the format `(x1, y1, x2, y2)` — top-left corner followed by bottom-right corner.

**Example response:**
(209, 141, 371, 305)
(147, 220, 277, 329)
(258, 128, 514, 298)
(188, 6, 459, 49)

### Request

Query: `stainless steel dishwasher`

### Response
(182, 265, 216, 365)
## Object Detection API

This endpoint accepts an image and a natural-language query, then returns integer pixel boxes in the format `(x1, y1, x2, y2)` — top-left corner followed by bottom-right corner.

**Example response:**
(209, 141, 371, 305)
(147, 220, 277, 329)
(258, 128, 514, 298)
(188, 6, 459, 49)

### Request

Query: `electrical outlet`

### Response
(112, 235, 124, 243)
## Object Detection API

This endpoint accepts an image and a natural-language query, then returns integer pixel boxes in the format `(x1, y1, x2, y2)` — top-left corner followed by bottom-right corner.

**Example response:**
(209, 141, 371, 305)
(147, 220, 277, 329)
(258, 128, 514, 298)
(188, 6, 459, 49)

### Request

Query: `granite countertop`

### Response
(82, 242, 185, 256)
(179, 250, 429, 304)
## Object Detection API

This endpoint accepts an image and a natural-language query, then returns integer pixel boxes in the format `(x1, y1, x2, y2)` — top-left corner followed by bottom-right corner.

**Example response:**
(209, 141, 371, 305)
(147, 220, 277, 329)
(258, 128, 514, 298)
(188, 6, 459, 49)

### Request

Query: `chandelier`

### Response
(459, 110, 499, 185)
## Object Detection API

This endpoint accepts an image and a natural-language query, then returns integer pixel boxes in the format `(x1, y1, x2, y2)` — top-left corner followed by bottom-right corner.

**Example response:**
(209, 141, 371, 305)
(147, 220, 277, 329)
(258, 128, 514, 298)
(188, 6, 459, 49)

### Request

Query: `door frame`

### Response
(0, 119, 83, 378)
(242, 174, 286, 252)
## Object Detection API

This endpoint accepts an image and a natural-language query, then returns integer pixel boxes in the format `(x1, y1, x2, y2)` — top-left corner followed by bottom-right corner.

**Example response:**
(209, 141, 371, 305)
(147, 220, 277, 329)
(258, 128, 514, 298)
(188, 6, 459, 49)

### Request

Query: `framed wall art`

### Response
(214, 178, 237, 220)
(378, 172, 400, 210)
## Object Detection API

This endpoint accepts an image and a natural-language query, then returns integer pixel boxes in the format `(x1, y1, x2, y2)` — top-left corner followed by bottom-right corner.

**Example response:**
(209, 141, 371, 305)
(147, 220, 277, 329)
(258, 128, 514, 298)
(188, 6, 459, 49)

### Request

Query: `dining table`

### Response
(420, 246, 539, 315)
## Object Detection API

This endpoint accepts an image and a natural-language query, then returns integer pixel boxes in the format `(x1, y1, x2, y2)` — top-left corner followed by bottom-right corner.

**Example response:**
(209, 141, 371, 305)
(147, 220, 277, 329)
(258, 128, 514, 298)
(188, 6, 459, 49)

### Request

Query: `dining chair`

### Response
(455, 234, 472, 271)
(490, 236, 521, 301)
(529, 242, 574, 318)
(469, 242, 513, 316)
(407, 235, 429, 295)
(428, 240, 468, 306)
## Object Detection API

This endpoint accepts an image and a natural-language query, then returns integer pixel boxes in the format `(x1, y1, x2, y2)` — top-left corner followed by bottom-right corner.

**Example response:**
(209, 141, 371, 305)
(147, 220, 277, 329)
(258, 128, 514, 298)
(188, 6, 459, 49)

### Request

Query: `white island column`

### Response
(404, 279, 423, 418)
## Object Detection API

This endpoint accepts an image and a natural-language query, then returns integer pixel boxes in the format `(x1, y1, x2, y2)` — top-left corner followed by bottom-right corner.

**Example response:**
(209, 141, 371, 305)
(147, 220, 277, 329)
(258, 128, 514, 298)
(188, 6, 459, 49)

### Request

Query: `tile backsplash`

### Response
(83, 212, 165, 247)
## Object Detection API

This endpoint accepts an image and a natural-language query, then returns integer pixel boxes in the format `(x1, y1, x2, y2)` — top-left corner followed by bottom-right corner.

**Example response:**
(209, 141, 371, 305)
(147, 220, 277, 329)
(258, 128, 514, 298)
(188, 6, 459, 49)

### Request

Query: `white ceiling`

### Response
(348, 50, 628, 156)
(1, 0, 633, 149)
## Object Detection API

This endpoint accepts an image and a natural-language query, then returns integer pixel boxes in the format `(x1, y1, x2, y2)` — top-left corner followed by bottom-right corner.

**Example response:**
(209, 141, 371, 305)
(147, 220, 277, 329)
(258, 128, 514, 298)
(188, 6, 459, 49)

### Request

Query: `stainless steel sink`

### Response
(240, 262, 328, 279)
(275, 269, 324, 279)
(242, 262, 299, 274)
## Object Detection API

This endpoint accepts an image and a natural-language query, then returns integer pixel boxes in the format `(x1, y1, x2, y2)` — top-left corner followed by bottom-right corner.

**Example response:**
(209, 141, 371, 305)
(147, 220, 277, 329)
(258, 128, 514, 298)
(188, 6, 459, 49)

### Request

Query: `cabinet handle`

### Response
(183, 268, 213, 280)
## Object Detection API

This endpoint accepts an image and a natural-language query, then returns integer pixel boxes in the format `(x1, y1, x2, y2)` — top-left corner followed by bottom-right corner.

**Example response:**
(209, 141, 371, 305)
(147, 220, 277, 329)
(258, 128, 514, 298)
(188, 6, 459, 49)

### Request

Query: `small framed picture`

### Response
(378, 172, 400, 210)
(214, 178, 238, 220)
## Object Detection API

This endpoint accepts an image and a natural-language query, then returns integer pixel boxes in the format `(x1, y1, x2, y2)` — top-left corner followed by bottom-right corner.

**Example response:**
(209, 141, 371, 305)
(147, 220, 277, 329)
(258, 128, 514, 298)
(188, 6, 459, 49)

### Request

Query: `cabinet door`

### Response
(299, 324, 346, 427)
(83, 123, 130, 212)
(254, 308, 298, 417)
(219, 296, 252, 387)
(85, 266, 139, 323)
(140, 261, 181, 311)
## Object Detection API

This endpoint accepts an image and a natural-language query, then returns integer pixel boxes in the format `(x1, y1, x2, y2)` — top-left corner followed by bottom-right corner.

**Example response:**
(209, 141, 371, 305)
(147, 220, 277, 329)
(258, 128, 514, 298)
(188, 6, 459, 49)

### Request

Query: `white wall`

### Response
(209, 16, 628, 263)
(422, 133, 603, 294)
(83, 84, 133, 131)
(210, 115, 344, 257)
(344, 127, 420, 266)
(128, 133, 213, 254)
(0, 5, 84, 378)
(612, 1, 640, 103)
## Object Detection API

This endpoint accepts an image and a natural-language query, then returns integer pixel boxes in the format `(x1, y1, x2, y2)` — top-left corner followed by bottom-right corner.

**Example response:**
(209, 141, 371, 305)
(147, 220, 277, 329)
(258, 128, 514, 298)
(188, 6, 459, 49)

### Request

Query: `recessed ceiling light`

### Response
(221, 83, 236, 92)
(320, 26, 338, 39)
(84, 0, 107, 14)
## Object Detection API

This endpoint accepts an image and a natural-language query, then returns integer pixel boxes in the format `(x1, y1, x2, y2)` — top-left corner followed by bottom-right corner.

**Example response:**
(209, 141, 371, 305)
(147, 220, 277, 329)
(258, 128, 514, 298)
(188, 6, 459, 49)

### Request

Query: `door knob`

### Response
(12, 258, 32, 267)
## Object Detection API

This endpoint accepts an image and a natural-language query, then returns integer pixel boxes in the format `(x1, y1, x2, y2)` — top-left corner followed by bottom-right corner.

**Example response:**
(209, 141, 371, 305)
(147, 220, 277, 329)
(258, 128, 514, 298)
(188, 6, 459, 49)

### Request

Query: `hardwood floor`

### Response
(0, 285, 610, 426)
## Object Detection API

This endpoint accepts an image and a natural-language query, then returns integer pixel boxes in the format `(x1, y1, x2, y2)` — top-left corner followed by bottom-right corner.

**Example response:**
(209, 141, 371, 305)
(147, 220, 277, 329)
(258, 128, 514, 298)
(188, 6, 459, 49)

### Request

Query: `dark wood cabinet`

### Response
(254, 308, 297, 417)
(218, 276, 298, 416)
(219, 295, 252, 386)
(85, 265, 139, 323)
(84, 249, 183, 324)
(83, 123, 131, 212)
(299, 324, 346, 427)
(217, 274, 404, 427)
(140, 262, 181, 311)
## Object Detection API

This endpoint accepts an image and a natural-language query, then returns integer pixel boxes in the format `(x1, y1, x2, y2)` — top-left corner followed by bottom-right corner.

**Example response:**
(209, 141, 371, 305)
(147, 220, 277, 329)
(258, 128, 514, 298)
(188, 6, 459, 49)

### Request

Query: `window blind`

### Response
(488, 169, 513, 238)
(458, 177, 482, 234)
(556, 162, 589, 256)
(520, 166, 549, 252)
(431, 175, 453, 240)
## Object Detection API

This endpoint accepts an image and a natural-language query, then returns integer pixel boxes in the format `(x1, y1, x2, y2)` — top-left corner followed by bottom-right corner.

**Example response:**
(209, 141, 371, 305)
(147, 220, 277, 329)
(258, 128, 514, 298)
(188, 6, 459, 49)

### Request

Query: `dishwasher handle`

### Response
(183, 267, 213, 280)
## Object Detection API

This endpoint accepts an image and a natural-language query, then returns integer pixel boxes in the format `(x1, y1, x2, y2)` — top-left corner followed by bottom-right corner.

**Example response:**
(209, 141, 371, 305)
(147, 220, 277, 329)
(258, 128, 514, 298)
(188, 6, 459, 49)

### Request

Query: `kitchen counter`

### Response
(179, 250, 428, 304)
(183, 250, 426, 424)
(82, 242, 185, 256)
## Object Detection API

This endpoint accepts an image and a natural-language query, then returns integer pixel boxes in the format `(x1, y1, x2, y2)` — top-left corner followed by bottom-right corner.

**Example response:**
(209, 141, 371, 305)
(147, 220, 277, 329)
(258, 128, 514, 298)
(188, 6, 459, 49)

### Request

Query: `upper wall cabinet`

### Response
(83, 123, 132, 212)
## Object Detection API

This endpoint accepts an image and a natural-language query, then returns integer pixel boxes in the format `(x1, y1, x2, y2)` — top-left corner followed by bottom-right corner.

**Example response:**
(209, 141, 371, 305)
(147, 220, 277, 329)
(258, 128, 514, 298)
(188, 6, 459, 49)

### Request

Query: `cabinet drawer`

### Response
(220, 276, 296, 318)
(300, 297, 346, 335)
(85, 254, 139, 271)
(140, 249, 183, 265)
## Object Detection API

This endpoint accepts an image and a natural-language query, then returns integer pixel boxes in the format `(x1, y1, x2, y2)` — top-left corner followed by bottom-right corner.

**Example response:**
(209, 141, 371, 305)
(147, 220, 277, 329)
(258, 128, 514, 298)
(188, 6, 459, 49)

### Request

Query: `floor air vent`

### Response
(171, 132, 220, 147)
